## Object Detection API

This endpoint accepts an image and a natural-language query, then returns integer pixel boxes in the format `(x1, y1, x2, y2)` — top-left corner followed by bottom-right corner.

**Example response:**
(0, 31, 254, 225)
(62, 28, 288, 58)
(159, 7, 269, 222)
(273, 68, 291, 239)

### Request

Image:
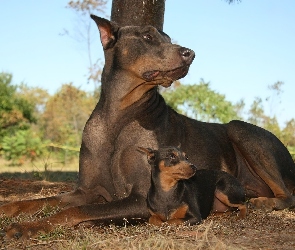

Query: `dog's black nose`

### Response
(179, 47, 195, 64)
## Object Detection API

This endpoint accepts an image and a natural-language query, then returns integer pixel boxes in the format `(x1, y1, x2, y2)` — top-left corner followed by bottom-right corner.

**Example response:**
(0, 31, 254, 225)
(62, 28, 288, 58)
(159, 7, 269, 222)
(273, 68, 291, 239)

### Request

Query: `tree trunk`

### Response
(111, 0, 165, 31)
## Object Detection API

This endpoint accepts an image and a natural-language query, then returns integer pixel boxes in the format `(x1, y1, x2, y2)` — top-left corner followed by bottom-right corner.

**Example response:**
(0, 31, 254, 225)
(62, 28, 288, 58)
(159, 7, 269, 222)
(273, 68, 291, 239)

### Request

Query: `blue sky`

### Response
(1, 0, 294, 126)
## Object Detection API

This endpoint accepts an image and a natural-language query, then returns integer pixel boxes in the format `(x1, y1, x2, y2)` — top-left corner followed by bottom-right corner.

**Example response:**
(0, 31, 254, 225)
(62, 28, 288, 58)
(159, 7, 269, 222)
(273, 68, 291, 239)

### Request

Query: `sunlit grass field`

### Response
(0, 156, 79, 182)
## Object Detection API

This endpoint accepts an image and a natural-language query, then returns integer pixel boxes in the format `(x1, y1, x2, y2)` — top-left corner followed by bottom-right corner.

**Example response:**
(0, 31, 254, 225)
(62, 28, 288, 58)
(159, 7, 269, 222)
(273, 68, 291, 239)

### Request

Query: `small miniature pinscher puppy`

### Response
(138, 146, 247, 226)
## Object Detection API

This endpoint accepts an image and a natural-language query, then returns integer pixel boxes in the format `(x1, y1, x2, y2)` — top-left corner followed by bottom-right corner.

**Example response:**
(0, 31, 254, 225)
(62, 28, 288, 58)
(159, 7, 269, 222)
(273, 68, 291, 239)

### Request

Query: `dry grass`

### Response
(0, 179, 232, 250)
(1, 176, 295, 249)
(1, 215, 231, 250)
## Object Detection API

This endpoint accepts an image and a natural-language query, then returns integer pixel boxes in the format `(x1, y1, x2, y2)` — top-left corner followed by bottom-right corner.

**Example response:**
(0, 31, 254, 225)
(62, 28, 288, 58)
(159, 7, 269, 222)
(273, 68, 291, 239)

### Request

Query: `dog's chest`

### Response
(110, 120, 159, 199)
(152, 199, 189, 221)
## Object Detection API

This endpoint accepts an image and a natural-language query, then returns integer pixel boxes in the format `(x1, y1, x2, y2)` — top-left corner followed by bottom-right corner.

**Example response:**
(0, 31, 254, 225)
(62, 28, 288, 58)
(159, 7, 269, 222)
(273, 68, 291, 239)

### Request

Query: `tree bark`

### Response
(111, 0, 165, 31)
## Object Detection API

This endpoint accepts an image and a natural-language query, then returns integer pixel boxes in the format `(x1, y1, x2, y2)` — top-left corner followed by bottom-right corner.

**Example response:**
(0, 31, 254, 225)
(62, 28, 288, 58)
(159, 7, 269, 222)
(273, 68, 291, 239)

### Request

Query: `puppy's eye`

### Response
(169, 154, 176, 160)
(185, 155, 189, 160)
(143, 34, 153, 41)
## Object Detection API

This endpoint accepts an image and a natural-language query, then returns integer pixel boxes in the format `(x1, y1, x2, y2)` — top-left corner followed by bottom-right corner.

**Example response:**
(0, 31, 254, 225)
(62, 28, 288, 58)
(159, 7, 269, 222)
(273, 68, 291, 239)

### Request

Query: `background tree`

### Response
(246, 82, 286, 144)
(41, 83, 96, 148)
(1, 129, 47, 165)
(281, 119, 295, 148)
(16, 84, 49, 120)
(266, 81, 284, 118)
(111, 0, 165, 30)
(65, 0, 108, 88)
(110, 0, 241, 30)
(0, 72, 49, 164)
(162, 80, 241, 123)
(0, 73, 35, 139)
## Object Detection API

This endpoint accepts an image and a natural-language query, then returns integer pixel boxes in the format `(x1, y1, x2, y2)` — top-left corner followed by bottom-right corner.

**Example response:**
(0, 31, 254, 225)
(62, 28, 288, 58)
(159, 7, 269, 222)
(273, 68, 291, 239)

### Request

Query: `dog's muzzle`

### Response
(142, 47, 195, 86)
(179, 47, 195, 65)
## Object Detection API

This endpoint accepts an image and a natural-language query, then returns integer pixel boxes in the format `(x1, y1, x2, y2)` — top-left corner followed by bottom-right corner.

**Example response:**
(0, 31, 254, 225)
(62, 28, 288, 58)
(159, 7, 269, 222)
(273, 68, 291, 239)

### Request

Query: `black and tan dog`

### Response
(139, 146, 247, 226)
(1, 15, 295, 240)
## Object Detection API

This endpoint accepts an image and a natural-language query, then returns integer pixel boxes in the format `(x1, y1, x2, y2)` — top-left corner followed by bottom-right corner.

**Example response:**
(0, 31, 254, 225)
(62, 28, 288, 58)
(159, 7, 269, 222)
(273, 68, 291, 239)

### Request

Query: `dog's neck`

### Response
(98, 68, 168, 129)
(148, 171, 185, 220)
(151, 170, 183, 193)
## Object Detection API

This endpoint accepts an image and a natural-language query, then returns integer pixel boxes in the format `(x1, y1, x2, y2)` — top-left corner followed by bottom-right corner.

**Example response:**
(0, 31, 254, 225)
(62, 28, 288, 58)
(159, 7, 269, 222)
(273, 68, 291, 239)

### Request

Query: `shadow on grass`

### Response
(0, 171, 78, 182)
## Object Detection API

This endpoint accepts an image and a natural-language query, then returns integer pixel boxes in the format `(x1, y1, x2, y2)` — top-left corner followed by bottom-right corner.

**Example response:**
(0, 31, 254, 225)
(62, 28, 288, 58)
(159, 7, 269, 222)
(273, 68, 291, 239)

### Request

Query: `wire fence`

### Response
(47, 143, 80, 152)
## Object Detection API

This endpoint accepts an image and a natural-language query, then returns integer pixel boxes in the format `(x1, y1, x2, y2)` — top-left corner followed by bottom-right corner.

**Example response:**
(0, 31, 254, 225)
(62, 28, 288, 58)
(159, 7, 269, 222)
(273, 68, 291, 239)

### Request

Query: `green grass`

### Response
(0, 156, 79, 182)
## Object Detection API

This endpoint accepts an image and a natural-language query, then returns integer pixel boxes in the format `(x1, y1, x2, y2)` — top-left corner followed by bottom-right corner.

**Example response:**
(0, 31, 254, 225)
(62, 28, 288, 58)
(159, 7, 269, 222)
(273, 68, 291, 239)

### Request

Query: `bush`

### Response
(1, 129, 48, 165)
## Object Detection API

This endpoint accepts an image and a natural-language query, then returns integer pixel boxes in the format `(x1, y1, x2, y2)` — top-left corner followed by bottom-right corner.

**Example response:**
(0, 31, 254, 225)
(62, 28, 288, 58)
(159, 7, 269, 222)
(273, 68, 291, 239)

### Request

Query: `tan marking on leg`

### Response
(215, 190, 247, 219)
(169, 204, 189, 220)
(149, 215, 164, 226)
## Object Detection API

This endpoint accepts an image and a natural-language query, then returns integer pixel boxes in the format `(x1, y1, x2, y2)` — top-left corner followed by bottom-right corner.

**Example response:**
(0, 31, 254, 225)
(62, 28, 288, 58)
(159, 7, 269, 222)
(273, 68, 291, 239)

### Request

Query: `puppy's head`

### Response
(138, 146, 197, 190)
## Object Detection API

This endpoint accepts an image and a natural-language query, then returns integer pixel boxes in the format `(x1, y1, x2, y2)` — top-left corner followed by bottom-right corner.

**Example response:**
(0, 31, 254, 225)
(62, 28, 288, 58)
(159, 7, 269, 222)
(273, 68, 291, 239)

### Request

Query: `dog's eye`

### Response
(185, 155, 189, 160)
(143, 34, 153, 41)
(169, 154, 176, 160)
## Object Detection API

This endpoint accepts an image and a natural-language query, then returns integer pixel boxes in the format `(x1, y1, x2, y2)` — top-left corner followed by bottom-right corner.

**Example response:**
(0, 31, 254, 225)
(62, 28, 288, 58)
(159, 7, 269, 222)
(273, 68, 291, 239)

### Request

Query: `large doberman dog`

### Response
(1, 15, 295, 240)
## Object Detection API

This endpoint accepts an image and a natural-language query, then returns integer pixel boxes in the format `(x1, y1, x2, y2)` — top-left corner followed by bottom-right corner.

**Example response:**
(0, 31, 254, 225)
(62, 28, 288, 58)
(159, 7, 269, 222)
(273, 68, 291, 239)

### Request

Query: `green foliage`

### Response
(282, 119, 295, 147)
(162, 80, 241, 123)
(0, 73, 36, 139)
(246, 81, 295, 149)
(16, 83, 50, 117)
(40, 83, 96, 162)
(1, 129, 48, 165)
(0, 73, 15, 111)
(247, 96, 282, 137)
(1, 69, 294, 167)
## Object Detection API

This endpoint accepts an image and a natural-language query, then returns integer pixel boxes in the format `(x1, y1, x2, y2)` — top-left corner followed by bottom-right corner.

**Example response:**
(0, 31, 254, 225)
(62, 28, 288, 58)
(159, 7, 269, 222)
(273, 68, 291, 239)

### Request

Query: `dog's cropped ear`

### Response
(137, 147, 155, 164)
(90, 15, 119, 50)
(158, 30, 171, 43)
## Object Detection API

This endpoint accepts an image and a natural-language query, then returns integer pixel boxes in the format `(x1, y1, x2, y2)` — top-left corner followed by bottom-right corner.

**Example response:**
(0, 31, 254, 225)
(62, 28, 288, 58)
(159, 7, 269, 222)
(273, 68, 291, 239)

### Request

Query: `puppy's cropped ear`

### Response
(90, 15, 119, 50)
(137, 147, 155, 164)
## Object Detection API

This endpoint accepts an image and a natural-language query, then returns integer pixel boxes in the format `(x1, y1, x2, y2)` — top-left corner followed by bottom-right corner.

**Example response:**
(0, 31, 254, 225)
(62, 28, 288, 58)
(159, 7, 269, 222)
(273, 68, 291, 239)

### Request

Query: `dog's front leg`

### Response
(183, 204, 202, 226)
(4, 192, 149, 240)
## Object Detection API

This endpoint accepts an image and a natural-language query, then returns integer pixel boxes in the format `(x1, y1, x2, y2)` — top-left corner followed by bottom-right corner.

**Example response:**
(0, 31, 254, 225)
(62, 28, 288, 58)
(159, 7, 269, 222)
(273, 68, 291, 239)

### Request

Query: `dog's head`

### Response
(91, 15, 195, 109)
(138, 146, 197, 191)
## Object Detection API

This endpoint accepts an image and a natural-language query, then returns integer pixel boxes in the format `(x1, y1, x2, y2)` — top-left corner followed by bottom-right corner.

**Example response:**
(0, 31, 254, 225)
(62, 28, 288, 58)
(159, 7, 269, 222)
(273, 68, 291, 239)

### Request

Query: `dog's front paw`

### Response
(4, 222, 46, 240)
(5, 223, 27, 240)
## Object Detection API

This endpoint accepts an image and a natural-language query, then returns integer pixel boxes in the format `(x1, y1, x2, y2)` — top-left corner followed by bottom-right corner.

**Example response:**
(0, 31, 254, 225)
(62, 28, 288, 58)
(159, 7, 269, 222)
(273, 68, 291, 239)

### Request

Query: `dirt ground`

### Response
(1, 178, 295, 250)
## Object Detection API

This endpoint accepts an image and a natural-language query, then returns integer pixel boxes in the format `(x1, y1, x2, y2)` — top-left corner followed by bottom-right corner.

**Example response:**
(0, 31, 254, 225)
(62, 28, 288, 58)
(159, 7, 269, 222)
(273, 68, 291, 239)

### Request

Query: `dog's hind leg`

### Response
(227, 120, 295, 211)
